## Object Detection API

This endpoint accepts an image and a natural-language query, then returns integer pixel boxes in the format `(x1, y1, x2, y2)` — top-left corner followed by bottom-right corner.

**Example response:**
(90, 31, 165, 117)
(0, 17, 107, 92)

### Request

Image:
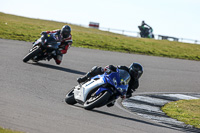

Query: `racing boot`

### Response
(126, 89, 133, 98)
(107, 100, 115, 107)
(77, 72, 93, 83)
(48, 50, 56, 61)
(77, 76, 88, 84)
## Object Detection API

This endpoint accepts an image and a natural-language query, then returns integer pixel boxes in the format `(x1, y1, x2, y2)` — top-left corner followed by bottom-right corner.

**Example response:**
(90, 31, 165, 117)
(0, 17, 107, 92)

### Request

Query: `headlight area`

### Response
(113, 77, 117, 87)
(117, 87, 123, 93)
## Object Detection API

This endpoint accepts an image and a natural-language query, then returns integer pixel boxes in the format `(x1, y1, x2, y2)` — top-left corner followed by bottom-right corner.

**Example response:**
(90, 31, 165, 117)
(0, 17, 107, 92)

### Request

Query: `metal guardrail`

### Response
(99, 27, 200, 45)
(74, 24, 200, 45)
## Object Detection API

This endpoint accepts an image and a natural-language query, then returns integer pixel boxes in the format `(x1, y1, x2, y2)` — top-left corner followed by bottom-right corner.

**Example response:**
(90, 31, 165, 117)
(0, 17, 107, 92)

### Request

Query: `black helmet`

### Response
(61, 25, 71, 38)
(129, 63, 143, 80)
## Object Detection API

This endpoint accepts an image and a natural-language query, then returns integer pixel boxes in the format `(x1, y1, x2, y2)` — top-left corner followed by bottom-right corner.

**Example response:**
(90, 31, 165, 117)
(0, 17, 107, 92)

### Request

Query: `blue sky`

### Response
(1, 0, 200, 40)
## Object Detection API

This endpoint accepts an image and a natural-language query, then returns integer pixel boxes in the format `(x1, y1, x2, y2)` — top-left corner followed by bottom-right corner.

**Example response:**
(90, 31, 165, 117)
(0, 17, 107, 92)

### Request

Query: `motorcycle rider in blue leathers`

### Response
(77, 63, 143, 107)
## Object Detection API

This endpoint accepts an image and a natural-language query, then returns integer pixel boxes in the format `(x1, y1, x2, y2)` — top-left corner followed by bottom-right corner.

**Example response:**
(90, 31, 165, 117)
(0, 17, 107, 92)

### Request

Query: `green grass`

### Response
(0, 127, 23, 133)
(162, 99, 200, 128)
(1, 12, 200, 60)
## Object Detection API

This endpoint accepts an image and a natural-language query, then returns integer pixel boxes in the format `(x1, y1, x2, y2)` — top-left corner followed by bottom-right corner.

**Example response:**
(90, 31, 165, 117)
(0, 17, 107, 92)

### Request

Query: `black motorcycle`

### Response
(23, 34, 59, 63)
(138, 26, 154, 38)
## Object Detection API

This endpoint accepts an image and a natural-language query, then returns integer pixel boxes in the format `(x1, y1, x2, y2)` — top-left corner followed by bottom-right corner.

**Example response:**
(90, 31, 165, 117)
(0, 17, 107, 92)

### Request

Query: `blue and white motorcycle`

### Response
(65, 68, 131, 110)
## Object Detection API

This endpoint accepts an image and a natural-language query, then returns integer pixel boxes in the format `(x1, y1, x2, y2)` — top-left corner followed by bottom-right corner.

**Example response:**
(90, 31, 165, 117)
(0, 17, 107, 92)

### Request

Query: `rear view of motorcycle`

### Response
(23, 34, 59, 63)
(138, 25, 154, 39)
(65, 68, 131, 110)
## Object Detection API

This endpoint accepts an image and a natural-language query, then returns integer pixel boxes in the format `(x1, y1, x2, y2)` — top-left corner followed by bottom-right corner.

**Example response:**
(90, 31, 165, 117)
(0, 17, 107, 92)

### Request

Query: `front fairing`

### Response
(74, 76, 105, 103)
(45, 34, 59, 49)
(32, 38, 42, 48)
(95, 69, 130, 96)
(33, 34, 59, 49)
(74, 69, 130, 103)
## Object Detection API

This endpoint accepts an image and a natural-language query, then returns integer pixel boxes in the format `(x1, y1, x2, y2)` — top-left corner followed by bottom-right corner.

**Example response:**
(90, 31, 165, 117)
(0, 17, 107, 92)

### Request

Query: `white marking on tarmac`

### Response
(162, 94, 199, 100)
(137, 114, 184, 125)
(130, 96, 170, 105)
(121, 93, 199, 127)
(123, 102, 162, 113)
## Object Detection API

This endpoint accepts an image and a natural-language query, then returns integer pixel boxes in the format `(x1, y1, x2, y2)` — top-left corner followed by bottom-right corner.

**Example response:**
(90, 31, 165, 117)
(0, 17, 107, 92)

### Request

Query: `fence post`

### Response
(83, 24, 200, 44)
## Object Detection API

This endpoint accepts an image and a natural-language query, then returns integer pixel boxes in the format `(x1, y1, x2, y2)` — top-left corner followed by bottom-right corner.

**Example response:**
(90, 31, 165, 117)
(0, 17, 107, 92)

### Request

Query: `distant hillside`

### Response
(0, 12, 200, 60)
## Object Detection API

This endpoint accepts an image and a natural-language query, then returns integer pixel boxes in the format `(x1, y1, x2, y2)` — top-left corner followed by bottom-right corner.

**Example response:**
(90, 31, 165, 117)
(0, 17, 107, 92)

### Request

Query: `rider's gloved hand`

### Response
(41, 32, 48, 43)
(121, 95, 126, 100)
(41, 31, 47, 35)
(105, 69, 111, 74)
(56, 49, 62, 55)
(104, 67, 111, 74)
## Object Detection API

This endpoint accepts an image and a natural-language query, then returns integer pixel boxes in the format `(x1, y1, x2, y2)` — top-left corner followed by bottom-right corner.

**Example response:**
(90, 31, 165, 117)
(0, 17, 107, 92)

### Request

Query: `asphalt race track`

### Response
(0, 39, 200, 133)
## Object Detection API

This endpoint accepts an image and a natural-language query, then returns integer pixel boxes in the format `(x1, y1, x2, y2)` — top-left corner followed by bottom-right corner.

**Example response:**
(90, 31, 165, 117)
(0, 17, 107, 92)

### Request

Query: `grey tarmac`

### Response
(121, 93, 200, 132)
(0, 39, 200, 133)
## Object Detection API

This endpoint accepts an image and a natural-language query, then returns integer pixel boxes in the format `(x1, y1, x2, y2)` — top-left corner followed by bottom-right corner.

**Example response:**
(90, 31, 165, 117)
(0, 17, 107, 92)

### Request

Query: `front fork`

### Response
(95, 87, 119, 104)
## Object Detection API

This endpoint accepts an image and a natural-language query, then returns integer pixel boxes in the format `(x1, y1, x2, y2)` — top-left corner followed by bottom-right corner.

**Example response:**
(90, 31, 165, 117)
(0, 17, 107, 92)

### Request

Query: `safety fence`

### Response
(77, 24, 200, 45)
(99, 27, 200, 45)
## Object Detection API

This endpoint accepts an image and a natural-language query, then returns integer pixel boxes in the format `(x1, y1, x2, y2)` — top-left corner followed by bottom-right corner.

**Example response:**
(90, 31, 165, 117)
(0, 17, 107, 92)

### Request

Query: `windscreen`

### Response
(119, 69, 131, 85)
(46, 34, 57, 44)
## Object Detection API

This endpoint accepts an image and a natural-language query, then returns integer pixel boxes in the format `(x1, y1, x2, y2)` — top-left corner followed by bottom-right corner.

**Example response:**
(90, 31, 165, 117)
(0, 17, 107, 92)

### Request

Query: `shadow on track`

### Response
(67, 104, 184, 132)
(29, 62, 86, 75)
(65, 100, 200, 132)
(90, 109, 200, 133)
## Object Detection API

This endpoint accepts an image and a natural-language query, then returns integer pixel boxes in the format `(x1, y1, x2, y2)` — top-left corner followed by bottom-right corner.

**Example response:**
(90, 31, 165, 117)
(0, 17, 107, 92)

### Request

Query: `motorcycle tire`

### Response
(23, 46, 41, 62)
(65, 88, 77, 105)
(84, 91, 110, 110)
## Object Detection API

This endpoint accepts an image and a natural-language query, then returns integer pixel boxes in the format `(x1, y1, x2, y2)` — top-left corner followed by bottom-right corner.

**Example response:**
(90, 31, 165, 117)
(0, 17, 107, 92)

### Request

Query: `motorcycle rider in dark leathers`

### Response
(40, 25, 72, 65)
(139, 21, 153, 38)
(77, 63, 143, 107)
(141, 21, 150, 28)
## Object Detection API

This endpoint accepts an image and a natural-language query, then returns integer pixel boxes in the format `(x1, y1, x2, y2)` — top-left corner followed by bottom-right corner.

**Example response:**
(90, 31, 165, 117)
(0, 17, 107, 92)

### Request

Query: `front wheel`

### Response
(23, 46, 41, 62)
(65, 88, 77, 105)
(84, 91, 110, 110)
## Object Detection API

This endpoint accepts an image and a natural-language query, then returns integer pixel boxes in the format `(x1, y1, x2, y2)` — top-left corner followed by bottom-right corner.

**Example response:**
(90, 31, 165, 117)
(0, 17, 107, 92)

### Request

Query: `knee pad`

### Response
(91, 66, 98, 71)
(55, 55, 63, 65)
(57, 55, 63, 60)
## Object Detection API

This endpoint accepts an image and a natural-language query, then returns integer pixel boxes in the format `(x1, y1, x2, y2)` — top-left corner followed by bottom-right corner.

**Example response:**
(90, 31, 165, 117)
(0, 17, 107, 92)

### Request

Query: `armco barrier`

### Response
(74, 24, 200, 45)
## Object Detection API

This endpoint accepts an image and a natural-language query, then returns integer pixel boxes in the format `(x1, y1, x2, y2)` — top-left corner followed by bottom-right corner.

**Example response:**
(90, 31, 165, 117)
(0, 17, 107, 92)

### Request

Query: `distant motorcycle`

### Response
(23, 34, 59, 63)
(65, 68, 131, 110)
(138, 25, 154, 38)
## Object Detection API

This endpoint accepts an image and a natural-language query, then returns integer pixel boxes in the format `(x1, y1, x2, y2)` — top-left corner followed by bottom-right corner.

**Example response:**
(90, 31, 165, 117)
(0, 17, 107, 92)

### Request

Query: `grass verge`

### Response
(0, 127, 23, 133)
(161, 99, 200, 128)
(0, 12, 200, 61)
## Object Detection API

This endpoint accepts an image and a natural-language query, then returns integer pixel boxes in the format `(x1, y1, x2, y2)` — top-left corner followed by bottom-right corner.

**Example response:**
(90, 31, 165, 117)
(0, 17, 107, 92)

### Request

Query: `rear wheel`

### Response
(84, 91, 110, 110)
(65, 88, 77, 105)
(23, 46, 41, 62)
